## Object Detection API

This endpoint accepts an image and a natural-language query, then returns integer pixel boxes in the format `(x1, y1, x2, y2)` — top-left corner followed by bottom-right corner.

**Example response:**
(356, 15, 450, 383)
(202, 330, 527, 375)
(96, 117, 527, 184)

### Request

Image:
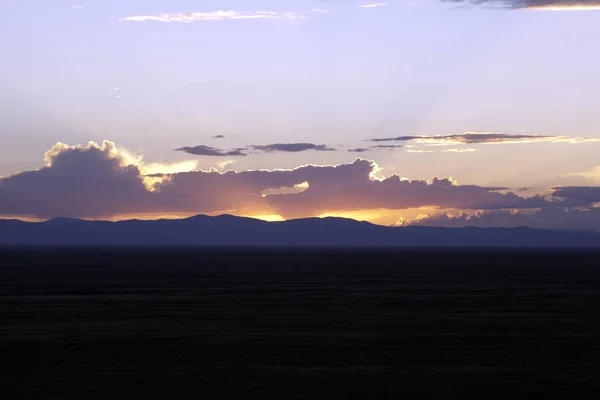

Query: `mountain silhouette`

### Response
(1, 214, 599, 246)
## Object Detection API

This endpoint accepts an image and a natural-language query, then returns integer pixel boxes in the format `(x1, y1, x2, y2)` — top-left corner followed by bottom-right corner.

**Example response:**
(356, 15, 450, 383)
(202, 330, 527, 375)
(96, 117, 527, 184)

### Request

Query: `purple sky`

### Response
(1, 0, 600, 228)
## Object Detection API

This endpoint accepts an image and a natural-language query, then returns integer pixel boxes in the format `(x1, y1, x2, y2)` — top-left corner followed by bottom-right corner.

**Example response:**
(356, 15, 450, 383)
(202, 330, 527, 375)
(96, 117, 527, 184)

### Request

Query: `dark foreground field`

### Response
(1, 248, 600, 399)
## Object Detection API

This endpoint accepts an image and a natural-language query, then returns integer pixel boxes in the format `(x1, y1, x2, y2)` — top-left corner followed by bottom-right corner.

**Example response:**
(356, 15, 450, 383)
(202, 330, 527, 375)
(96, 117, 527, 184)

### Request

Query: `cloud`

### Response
(566, 165, 600, 183)
(176, 143, 336, 156)
(551, 186, 600, 206)
(370, 132, 600, 145)
(72, 5, 84, 9)
(312, 8, 332, 13)
(409, 208, 600, 231)
(249, 143, 336, 153)
(348, 148, 369, 153)
(407, 149, 434, 153)
(359, 3, 389, 8)
(446, 0, 600, 10)
(264, 163, 551, 219)
(212, 134, 226, 139)
(142, 160, 198, 176)
(442, 148, 477, 153)
(0, 140, 560, 221)
(123, 10, 306, 23)
(261, 182, 310, 197)
(216, 160, 237, 170)
(372, 144, 404, 150)
(176, 145, 247, 157)
(0, 141, 158, 219)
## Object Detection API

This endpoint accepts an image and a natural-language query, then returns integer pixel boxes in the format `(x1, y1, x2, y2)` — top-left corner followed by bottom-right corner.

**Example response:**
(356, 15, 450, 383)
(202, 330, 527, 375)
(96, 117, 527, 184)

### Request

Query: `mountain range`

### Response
(1, 214, 599, 247)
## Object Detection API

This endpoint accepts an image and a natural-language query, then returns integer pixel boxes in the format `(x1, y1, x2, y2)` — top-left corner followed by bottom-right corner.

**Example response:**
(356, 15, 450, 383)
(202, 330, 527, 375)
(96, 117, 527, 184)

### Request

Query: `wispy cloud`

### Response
(175, 143, 335, 156)
(371, 144, 404, 150)
(175, 145, 247, 157)
(311, 8, 332, 13)
(359, 3, 389, 8)
(250, 143, 336, 153)
(370, 132, 600, 146)
(445, 0, 600, 10)
(532, 5, 600, 10)
(123, 10, 306, 23)
(442, 148, 478, 152)
(72, 6, 84, 9)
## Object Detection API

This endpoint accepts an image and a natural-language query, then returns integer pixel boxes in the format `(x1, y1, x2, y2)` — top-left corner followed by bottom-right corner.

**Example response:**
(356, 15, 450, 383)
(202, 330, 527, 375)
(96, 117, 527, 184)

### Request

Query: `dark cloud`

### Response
(323, 0, 600, 10)
(179, 143, 337, 156)
(0, 141, 158, 219)
(0, 140, 560, 221)
(264, 167, 551, 219)
(410, 208, 600, 231)
(370, 133, 552, 144)
(348, 148, 369, 153)
(370, 136, 421, 142)
(551, 186, 600, 206)
(370, 132, 600, 146)
(212, 134, 226, 139)
(249, 143, 336, 153)
(445, 0, 600, 10)
(176, 145, 247, 157)
(371, 144, 404, 150)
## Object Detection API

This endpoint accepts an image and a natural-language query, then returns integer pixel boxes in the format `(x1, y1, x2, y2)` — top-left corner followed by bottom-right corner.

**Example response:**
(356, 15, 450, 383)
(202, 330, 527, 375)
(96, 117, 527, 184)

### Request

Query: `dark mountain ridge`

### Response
(1, 214, 599, 247)
(0, 215, 600, 247)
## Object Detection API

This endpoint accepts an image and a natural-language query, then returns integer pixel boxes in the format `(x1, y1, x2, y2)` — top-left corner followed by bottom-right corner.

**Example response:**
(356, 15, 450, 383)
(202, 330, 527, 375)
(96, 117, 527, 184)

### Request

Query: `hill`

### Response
(1, 214, 599, 247)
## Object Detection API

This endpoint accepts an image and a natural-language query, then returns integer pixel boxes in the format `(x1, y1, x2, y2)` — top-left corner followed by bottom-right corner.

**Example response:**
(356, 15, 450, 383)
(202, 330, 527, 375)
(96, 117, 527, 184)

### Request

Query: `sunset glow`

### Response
(1, 1, 599, 230)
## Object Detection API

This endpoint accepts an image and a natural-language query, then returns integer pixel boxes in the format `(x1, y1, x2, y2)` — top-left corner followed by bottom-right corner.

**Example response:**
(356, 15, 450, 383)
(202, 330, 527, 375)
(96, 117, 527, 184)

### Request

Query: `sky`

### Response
(2, 0, 600, 228)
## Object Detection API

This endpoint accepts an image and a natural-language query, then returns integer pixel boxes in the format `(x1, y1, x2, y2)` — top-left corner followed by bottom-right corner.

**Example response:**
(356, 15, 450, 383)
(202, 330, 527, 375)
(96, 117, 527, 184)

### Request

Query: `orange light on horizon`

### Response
(244, 214, 285, 222)
(107, 212, 287, 223)
(2, 207, 446, 226)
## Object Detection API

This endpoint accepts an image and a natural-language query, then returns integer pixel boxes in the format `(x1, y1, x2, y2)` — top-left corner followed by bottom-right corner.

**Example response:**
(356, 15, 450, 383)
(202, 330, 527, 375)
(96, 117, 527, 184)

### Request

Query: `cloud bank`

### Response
(0, 140, 555, 220)
(2, 140, 600, 230)
(409, 208, 600, 231)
